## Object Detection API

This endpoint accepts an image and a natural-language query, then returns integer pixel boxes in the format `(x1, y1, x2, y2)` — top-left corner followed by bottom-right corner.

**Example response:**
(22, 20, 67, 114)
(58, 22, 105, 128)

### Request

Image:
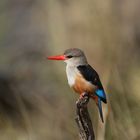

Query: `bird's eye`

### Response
(67, 55, 73, 58)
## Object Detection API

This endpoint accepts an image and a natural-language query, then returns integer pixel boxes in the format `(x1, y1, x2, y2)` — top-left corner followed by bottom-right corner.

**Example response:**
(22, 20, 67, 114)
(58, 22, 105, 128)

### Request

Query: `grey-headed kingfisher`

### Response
(47, 48, 107, 122)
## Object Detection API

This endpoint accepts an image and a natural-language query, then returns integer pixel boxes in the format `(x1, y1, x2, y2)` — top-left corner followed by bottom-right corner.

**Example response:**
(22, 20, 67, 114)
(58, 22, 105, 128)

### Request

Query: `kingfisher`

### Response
(47, 48, 107, 122)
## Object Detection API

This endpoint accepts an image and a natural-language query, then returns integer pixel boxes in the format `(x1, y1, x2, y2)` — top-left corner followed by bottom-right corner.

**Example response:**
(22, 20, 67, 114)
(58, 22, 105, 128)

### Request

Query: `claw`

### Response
(80, 92, 89, 99)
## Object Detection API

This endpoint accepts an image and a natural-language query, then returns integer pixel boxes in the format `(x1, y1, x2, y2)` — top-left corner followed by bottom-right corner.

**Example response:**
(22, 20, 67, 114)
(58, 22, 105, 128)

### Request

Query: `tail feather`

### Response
(98, 97, 104, 123)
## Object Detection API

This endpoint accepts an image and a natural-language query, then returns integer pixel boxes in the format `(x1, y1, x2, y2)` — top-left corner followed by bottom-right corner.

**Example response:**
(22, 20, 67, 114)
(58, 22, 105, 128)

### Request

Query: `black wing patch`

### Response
(77, 65, 103, 88)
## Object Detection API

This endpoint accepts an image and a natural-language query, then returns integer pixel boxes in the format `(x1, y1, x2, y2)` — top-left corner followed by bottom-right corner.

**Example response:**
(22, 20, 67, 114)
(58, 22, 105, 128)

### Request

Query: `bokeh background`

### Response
(0, 0, 140, 140)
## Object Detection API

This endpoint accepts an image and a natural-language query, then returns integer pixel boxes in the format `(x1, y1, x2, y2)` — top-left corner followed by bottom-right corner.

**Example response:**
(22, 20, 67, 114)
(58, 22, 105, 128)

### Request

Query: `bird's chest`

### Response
(66, 66, 96, 94)
(66, 66, 77, 87)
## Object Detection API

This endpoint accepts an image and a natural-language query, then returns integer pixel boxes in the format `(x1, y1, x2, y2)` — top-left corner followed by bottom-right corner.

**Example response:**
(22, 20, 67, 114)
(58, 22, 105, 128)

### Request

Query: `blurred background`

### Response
(0, 0, 140, 140)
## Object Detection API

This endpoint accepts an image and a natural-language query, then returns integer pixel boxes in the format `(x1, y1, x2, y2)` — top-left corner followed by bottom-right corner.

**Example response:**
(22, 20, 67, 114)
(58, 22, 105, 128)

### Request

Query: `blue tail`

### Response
(97, 97, 104, 123)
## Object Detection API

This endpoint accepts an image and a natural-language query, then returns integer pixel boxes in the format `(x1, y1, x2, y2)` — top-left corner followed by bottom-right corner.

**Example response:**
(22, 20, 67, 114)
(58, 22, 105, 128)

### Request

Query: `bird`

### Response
(47, 48, 107, 122)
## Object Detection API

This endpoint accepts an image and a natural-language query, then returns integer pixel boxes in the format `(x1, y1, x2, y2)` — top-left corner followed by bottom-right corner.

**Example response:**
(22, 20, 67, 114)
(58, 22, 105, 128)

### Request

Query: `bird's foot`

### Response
(80, 92, 89, 99)
(76, 93, 89, 108)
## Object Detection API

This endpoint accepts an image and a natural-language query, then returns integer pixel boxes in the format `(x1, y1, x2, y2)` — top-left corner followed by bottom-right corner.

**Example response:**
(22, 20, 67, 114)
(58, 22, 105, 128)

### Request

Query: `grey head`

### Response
(64, 48, 88, 66)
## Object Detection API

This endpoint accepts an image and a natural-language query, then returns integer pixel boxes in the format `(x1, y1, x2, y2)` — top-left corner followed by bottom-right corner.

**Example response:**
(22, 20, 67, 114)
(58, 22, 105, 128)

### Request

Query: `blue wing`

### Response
(95, 89, 107, 103)
(77, 65, 107, 103)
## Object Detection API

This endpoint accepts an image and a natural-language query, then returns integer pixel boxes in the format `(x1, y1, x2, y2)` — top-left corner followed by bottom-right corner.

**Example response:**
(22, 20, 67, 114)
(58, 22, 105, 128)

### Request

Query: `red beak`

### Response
(47, 55, 66, 60)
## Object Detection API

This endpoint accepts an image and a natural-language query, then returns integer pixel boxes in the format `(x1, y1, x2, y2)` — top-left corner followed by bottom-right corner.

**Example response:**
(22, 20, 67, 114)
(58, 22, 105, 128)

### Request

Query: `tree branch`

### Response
(75, 93, 95, 140)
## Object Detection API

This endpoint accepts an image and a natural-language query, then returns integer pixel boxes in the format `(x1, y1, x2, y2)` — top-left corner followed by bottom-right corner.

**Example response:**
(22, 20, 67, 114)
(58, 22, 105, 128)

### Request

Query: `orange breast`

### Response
(72, 73, 97, 95)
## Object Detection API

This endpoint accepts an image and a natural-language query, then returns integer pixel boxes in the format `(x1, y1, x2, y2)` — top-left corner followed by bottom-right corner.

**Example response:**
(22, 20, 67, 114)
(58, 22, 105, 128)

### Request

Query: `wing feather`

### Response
(77, 65, 107, 103)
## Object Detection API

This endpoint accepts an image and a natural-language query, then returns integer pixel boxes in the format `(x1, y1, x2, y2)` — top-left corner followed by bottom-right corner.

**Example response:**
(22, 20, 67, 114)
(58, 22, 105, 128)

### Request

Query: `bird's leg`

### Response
(80, 92, 89, 99)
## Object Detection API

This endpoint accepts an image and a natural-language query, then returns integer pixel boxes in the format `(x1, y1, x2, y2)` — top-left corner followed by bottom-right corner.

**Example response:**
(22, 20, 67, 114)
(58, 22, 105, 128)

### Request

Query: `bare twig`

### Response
(75, 93, 95, 140)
